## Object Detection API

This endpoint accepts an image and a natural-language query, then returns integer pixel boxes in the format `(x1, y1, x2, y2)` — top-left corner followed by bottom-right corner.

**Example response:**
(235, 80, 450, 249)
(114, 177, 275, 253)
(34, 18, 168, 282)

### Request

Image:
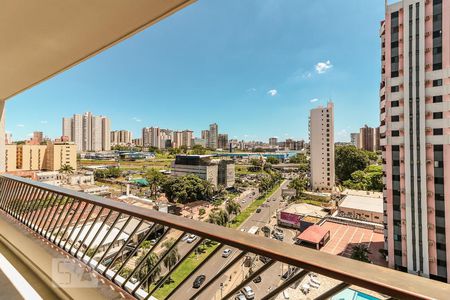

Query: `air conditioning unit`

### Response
(427, 175, 434, 180)
(402, 235, 407, 240)
(428, 207, 434, 214)
(428, 240, 435, 246)
(425, 48, 431, 53)
(427, 191, 434, 197)
(401, 219, 406, 225)
(425, 32, 431, 37)
(401, 203, 406, 209)
(427, 224, 434, 230)
(425, 16, 431, 22)
(429, 257, 436, 263)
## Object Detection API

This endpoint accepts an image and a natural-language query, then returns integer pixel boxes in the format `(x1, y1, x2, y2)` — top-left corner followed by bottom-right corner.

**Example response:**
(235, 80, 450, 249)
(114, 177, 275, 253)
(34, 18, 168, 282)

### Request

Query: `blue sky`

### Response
(7, 0, 386, 142)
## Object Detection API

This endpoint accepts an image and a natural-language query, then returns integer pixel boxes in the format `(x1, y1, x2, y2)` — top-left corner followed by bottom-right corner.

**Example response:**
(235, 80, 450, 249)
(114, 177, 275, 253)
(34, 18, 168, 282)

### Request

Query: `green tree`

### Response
(335, 145, 370, 182)
(289, 153, 308, 164)
(288, 177, 308, 197)
(190, 144, 207, 155)
(249, 158, 263, 171)
(59, 164, 75, 175)
(225, 200, 241, 216)
(136, 252, 161, 290)
(161, 174, 214, 204)
(144, 168, 166, 198)
(162, 238, 180, 271)
(350, 244, 371, 263)
(266, 156, 280, 165)
(208, 209, 230, 226)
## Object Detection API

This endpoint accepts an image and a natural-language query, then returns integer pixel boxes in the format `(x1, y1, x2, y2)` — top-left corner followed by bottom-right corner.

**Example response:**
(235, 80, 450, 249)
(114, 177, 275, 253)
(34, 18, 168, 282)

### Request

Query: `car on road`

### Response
(256, 208, 261, 213)
(252, 275, 262, 283)
(193, 275, 206, 288)
(181, 234, 189, 242)
(222, 248, 232, 258)
(235, 293, 246, 300)
(272, 231, 284, 241)
(259, 255, 270, 264)
(186, 234, 197, 243)
(241, 286, 255, 299)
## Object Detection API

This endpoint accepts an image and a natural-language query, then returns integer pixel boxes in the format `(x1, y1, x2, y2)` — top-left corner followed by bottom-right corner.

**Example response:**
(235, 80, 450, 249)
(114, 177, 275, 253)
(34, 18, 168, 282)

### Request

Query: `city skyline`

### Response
(5, 0, 385, 141)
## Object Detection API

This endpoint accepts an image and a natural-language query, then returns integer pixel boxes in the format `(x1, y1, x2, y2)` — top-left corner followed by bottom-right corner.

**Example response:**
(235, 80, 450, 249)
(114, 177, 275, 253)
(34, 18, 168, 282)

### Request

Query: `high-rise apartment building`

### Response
(381, 0, 450, 282)
(269, 137, 278, 147)
(142, 127, 161, 148)
(111, 130, 132, 146)
(309, 101, 335, 192)
(208, 123, 218, 150)
(350, 132, 360, 147)
(172, 131, 183, 148)
(182, 130, 193, 148)
(218, 133, 229, 149)
(62, 112, 110, 152)
(359, 125, 379, 152)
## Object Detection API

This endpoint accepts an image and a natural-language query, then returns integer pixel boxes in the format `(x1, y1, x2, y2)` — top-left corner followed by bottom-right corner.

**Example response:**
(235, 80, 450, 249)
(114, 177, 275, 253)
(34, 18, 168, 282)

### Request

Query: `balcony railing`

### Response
(0, 174, 448, 299)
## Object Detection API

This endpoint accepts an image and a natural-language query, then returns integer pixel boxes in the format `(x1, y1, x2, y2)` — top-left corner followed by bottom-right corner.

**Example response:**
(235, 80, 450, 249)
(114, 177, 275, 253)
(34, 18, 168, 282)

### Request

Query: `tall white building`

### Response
(381, 0, 450, 282)
(309, 101, 335, 192)
(62, 112, 111, 152)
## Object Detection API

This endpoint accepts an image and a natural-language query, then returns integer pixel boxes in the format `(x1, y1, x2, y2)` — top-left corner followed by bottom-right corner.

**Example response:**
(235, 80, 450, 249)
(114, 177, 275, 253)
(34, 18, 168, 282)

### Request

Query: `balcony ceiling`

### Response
(0, 0, 195, 100)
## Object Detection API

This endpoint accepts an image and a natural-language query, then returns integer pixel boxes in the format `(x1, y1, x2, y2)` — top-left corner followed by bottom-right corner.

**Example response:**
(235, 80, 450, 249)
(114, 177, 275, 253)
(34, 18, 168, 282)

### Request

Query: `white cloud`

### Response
(40, 120, 48, 124)
(309, 98, 319, 103)
(132, 117, 142, 122)
(267, 89, 278, 96)
(315, 60, 333, 74)
(17, 124, 24, 127)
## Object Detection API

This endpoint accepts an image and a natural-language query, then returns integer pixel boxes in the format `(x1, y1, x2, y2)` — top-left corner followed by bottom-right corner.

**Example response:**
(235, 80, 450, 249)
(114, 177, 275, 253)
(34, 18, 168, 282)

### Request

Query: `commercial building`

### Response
(381, 0, 450, 282)
(111, 130, 132, 146)
(277, 203, 328, 230)
(62, 112, 111, 152)
(309, 101, 335, 191)
(337, 193, 383, 224)
(171, 155, 235, 188)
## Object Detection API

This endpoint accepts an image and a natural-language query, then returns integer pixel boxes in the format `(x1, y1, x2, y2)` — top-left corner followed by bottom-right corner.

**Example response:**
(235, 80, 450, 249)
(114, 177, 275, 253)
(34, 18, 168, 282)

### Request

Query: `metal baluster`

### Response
(57, 199, 82, 248)
(36, 192, 59, 235)
(52, 197, 77, 244)
(94, 215, 132, 270)
(260, 269, 309, 300)
(111, 222, 158, 283)
(74, 207, 105, 258)
(145, 237, 205, 299)
(28, 190, 48, 228)
(38, 193, 61, 236)
(190, 250, 248, 300)
(68, 204, 96, 255)
(32, 191, 54, 232)
(121, 227, 171, 289)
(42, 195, 65, 239)
(81, 210, 113, 261)
(48, 195, 73, 243)
(62, 201, 90, 250)
(17, 186, 37, 223)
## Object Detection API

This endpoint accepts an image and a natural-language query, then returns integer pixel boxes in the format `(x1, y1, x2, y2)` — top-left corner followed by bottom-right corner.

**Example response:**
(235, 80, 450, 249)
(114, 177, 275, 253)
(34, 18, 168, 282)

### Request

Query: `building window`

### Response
(433, 79, 443, 87)
(433, 96, 443, 103)
(433, 128, 443, 135)
(391, 85, 400, 92)
(433, 112, 443, 119)
(391, 115, 400, 122)
(391, 100, 400, 107)
(392, 130, 400, 137)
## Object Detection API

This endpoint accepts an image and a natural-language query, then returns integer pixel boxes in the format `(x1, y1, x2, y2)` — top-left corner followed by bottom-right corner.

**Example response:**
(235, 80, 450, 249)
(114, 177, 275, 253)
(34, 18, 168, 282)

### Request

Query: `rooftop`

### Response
(339, 194, 383, 214)
(282, 203, 329, 218)
(297, 225, 330, 244)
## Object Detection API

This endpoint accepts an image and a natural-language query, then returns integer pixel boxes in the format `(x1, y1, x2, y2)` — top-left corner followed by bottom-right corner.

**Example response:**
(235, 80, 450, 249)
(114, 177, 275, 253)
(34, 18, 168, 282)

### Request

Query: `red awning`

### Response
(296, 225, 329, 244)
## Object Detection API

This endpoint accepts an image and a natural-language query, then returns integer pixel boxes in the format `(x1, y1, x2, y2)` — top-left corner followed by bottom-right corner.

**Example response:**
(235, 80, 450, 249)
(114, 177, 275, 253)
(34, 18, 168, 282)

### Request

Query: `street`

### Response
(170, 179, 297, 300)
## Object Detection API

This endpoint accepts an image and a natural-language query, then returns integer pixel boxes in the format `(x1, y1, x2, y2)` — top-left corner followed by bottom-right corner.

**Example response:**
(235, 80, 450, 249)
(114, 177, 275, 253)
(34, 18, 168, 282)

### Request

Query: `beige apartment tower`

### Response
(309, 101, 335, 192)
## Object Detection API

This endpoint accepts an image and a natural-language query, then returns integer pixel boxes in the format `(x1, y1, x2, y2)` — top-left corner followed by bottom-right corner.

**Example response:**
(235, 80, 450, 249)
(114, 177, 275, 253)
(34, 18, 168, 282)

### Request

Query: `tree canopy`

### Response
(161, 174, 214, 204)
(335, 145, 370, 182)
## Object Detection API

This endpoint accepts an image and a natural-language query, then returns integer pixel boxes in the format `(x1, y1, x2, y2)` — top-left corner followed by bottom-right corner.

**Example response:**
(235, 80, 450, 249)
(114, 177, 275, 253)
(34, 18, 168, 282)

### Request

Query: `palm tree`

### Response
(136, 252, 161, 291)
(351, 244, 371, 263)
(162, 238, 180, 271)
(208, 209, 230, 227)
(59, 164, 75, 184)
(144, 168, 166, 198)
(225, 200, 241, 216)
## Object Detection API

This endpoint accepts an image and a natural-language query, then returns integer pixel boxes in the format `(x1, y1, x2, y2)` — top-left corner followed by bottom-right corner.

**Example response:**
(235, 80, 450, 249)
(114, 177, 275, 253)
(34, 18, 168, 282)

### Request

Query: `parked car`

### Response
(235, 293, 246, 300)
(259, 255, 270, 264)
(256, 208, 261, 213)
(241, 286, 255, 299)
(272, 231, 284, 241)
(252, 275, 262, 283)
(193, 275, 206, 288)
(186, 234, 197, 243)
(222, 248, 232, 258)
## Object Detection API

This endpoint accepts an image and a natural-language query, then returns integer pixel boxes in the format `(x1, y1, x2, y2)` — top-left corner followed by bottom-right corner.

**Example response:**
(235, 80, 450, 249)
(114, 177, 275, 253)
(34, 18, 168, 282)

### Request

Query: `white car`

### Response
(222, 248, 232, 258)
(241, 286, 255, 299)
(186, 234, 197, 243)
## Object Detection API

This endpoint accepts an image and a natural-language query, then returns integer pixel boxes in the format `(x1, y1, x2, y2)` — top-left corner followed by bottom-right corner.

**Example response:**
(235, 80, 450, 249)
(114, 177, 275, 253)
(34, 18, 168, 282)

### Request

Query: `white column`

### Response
(0, 100, 5, 173)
